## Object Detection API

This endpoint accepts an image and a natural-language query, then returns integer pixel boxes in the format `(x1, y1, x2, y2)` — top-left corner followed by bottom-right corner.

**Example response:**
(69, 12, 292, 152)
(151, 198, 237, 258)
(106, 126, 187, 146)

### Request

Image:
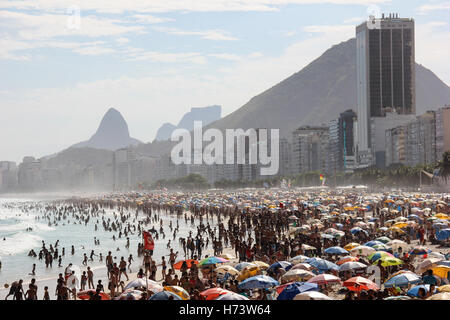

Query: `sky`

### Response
(0, 0, 449, 163)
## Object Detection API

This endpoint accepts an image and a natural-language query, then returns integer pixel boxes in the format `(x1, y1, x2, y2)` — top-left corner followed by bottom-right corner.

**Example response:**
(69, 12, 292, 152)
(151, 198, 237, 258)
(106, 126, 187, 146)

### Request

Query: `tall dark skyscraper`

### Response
(356, 14, 416, 167)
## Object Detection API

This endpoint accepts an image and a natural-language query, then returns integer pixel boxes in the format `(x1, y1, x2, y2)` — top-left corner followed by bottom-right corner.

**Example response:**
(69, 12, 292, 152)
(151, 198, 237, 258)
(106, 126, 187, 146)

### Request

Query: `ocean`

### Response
(0, 195, 214, 296)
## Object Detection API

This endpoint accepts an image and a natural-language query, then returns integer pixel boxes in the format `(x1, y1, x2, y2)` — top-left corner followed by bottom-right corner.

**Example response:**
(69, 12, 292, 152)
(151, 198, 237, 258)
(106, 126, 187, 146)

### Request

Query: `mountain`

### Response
(155, 105, 222, 141)
(71, 107, 142, 151)
(205, 38, 450, 140)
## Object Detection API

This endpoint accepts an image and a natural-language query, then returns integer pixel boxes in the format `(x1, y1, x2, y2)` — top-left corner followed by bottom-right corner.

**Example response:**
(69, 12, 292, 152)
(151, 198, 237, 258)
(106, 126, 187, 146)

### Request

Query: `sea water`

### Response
(0, 196, 215, 293)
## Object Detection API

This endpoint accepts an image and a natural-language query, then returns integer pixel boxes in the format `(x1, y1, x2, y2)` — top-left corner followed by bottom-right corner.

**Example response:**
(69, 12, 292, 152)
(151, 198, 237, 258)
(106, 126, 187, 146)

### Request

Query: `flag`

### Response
(143, 230, 154, 251)
(319, 174, 324, 181)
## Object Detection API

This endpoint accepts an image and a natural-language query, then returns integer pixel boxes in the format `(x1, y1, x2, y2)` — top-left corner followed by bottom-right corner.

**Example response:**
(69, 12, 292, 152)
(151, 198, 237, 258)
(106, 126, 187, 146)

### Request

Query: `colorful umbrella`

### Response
(173, 259, 198, 270)
(305, 258, 339, 271)
(293, 291, 333, 300)
(277, 282, 319, 300)
(324, 246, 348, 255)
(374, 256, 403, 267)
(164, 286, 190, 300)
(200, 288, 233, 300)
(368, 251, 394, 262)
(343, 276, 379, 292)
(384, 272, 421, 288)
(77, 289, 110, 300)
(238, 275, 279, 290)
(307, 274, 341, 286)
(337, 256, 359, 265)
(199, 256, 228, 266)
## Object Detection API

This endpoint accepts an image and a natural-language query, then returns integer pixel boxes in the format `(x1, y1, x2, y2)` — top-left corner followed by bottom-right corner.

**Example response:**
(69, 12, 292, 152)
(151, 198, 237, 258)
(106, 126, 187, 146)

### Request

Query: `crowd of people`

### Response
(2, 188, 450, 300)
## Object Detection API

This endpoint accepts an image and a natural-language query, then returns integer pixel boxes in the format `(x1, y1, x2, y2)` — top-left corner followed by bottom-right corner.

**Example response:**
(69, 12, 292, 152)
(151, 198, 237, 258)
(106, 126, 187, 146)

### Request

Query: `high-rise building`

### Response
(356, 14, 415, 167)
(291, 126, 329, 175)
(328, 109, 357, 173)
(436, 106, 450, 161)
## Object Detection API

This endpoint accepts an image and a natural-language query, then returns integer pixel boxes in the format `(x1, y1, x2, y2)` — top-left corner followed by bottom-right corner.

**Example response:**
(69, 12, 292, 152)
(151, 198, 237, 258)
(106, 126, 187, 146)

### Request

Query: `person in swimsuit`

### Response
(119, 257, 129, 281)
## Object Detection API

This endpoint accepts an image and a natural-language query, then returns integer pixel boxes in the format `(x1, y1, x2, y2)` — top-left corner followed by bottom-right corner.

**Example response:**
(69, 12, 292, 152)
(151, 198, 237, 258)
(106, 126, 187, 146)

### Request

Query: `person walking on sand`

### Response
(87, 266, 94, 289)
(119, 257, 129, 281)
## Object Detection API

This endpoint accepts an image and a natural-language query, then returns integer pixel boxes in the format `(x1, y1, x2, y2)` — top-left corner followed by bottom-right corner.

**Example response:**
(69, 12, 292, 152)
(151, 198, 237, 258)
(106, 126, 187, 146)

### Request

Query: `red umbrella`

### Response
(343, 276, 379, 292)
(173, 259, 198, 270)
(77, 289, 110, 300)
(200, 288, 233, 300)
(307, 274, 341, 286)
(275, 282, 295, 294)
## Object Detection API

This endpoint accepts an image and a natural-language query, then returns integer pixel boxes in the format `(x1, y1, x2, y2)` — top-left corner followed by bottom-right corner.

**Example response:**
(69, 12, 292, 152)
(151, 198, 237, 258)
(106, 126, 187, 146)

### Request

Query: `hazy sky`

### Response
(0, 0, 449, 163)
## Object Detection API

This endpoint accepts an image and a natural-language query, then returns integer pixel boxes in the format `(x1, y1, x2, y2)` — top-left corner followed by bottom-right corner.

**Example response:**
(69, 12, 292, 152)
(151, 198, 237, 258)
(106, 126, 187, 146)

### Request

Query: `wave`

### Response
(0, 220, 55, 233)
(0, 232, 42, 256)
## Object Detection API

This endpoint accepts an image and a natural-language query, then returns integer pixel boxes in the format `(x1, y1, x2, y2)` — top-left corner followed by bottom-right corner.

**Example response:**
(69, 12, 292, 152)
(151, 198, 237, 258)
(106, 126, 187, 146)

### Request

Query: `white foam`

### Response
(0, 232, 42, 256)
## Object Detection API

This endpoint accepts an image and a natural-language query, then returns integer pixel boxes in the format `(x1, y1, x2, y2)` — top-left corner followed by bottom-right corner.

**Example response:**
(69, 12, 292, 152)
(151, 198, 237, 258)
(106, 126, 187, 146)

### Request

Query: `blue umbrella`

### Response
(324, 246, 348, 255)
(267, 261, 292, 273)
(238, 275, 279, 290)
(364, 241, 384, 247)
(436, 228, 450, 241)
(407, 284, 437, 298)
(149, 291, 182, 300)
(305, 258, 339, 272)
(277, 282, 319, 300)
(384, 273, 422, 288)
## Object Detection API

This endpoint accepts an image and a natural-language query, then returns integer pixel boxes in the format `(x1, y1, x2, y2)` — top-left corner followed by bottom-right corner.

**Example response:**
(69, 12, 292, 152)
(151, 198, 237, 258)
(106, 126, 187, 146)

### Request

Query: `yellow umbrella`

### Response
(437, 285, 450, 293)
(392, 222, 408, 229)
(237, 266, 261, 281)
(431, 266, 450, 279)
(164, 286, 190, 300)
(344, 243, 360, 251)
(435, 213, 449, 220)
(389, 226, 405, 234)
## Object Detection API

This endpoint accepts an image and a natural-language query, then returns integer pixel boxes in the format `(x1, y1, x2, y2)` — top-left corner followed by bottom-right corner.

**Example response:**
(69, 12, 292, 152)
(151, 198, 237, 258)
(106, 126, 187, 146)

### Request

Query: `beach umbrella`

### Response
(364, 240, 384, 247)
(437, 285, 450, 293)
(436, 228, 450, 241)
(215, 292, 249, 300)
(387, 239, 408, 251)
(431, 266, 450, 279)
(200, 288, 233, 300)
(409, 247, 432, 256)
(301, 244, 316, 251)
(115, 289, 143, 300)
(374, 256, 403, 267)
(383, 296, 412, 300)
(307, 274, 341, 285)
(198, 256, 228, 266)
(384, 272, 421, 288)
(77, 289, 110, 300)
(124, 278, 163, 292)
(267, 261, 293, 273)
(337, 256, 359, 265)
(368, 251, 394, 262)
(305, 257, 339, 272)
(291, 263, 314, 271)
(343, 243, 360, 251)
(164, 286, 190, 300)
(281, 269, 315, 283)
(434, 213, 449, 220)
(238, 275, 279, 290)
(277, 282, 319, 300)
(415, 258, 444, 274)
(350, 246, 376, 256)
(149, 291, 182, 300)
(289, 255, 309, 264)
(338, 261, 367, 272)
(252, 261, 270, 269)
(173, 259, 198, 270)
(427, 292, 450, 300)
(324, 246, 348, 255)
(343, 276, 379, 292)
(407, 284, 436, 298)
(375, 236, 391, 244)
(215, 265, 239, 275)
(235, 262, 257, 271)
(293, 291, 333, 300)
(371, 243, 391, 251)
(237, 265, 262, 281)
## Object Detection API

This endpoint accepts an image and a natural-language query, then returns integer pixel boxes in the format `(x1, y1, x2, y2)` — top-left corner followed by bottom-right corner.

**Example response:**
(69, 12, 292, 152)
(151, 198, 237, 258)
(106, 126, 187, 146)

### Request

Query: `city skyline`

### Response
(0, 1, 449, 163)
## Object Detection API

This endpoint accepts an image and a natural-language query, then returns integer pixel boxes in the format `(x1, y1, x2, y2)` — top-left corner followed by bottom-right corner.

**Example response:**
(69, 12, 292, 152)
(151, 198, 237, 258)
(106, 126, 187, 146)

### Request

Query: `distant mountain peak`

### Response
(155, 105, 222, 141)
(70, 107, 142, 151)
